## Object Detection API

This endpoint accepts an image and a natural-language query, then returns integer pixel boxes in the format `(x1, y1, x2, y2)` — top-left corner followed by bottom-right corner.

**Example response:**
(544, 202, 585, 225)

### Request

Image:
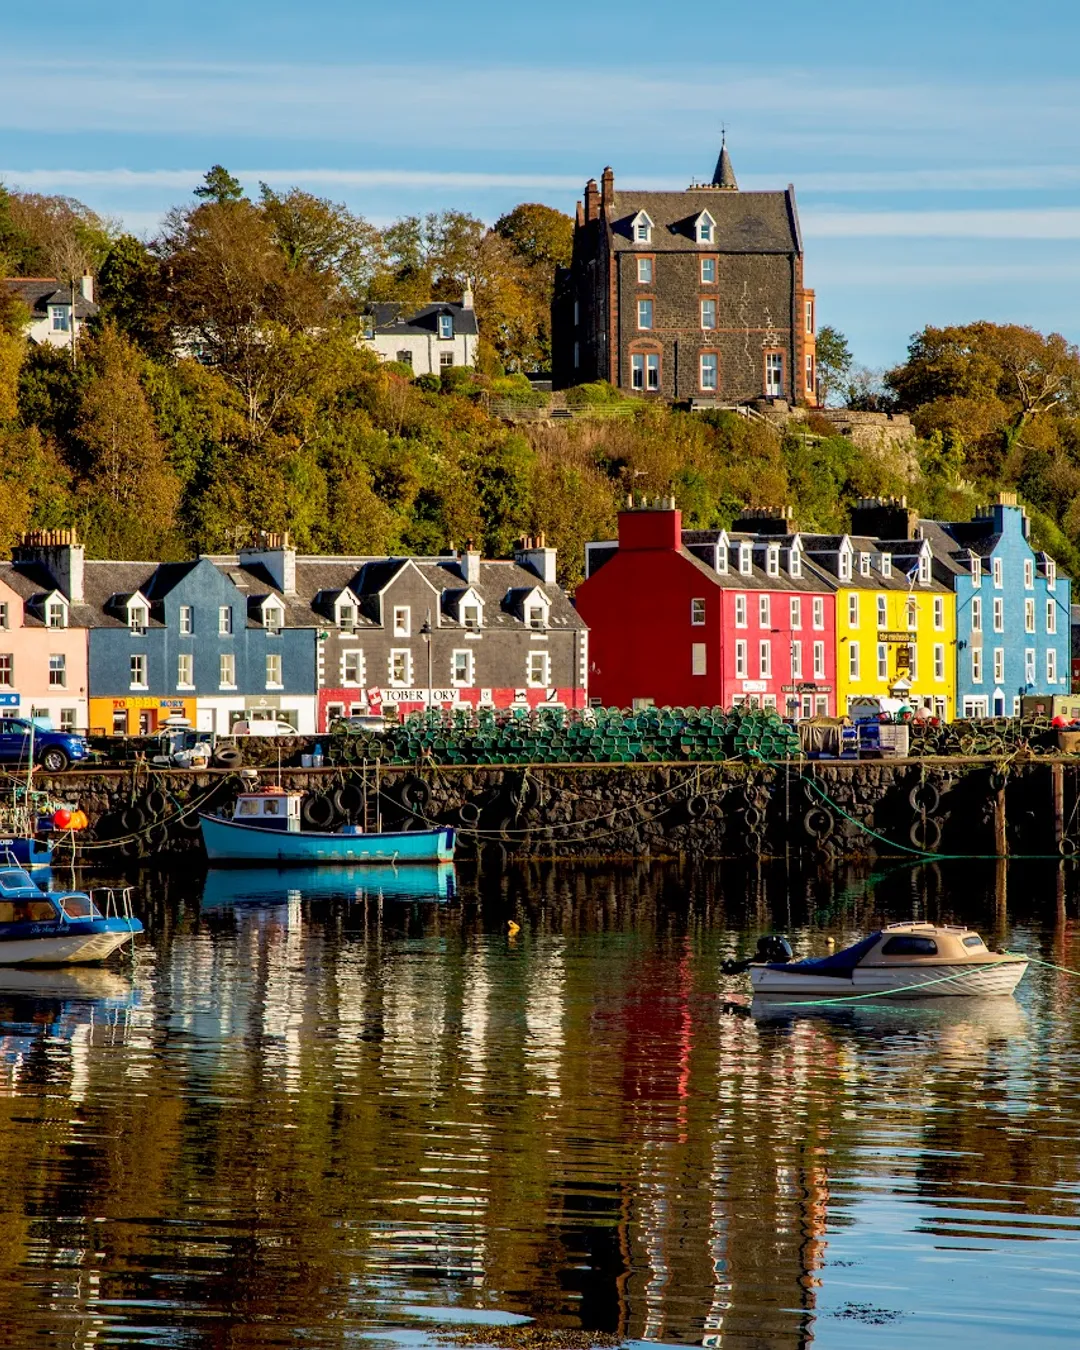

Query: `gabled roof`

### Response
(1, 278, 98, 319)
(607, 187, 800, 254)
(367, 301, 478, 338)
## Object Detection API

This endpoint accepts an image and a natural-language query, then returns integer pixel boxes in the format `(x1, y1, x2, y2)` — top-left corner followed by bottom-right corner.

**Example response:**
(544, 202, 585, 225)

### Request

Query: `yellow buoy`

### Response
(507, 920, 521, 936)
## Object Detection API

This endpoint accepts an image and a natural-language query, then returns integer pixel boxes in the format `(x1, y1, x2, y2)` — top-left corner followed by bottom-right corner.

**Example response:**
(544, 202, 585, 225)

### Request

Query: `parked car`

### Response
(0, 719, 89, 773)
(229, 719, 300, 737)
(329, 714, 390, 736)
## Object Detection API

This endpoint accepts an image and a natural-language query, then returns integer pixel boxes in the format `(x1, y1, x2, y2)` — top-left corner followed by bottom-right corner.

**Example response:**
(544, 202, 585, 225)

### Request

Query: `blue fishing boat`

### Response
(0, 865, 143, 965)
(0, 834, 52, 870)
(199, 788, 455, 865)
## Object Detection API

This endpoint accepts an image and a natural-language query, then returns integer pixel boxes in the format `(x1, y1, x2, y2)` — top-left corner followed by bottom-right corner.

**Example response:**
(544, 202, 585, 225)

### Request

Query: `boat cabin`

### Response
(232, 789, 302, 833)
(0, 868, 100, 924)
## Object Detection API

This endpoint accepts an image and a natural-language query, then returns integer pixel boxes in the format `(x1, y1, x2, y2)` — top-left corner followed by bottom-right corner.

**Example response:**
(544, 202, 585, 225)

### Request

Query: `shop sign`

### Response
(377, 687, 456, 704)
(111, 697, 187, 711)
(0, 694, 18, 708)
(741, 680, 768, 693)
(879, 630, 914, 643)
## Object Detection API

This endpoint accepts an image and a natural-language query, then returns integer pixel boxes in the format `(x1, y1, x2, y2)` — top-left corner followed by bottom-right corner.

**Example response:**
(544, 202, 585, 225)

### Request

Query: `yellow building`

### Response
(803, 533, 957, 720)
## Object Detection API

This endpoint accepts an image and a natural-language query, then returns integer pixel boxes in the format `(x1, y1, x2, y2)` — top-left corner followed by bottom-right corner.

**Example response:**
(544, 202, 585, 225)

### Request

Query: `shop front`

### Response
(195, 694, 317, 735)
(89, 696, 196, 736)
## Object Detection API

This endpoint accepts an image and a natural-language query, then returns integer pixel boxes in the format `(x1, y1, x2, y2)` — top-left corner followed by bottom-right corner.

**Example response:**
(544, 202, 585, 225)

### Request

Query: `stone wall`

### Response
(36, 758, 1079, 865)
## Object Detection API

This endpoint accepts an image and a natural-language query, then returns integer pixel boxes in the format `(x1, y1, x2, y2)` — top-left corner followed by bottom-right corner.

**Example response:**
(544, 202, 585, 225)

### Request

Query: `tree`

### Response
(258, 185, 383, 301)
(814, 326, 853, 407)
(97, 234, 171, 356)
(493, 203, 573, 271)
(194, 165, 245, 204)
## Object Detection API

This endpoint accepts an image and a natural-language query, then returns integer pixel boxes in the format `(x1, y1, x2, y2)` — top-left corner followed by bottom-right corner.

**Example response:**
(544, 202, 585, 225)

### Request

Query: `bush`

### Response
(564, 380, 625, 407)
(413, 372, 440, 392)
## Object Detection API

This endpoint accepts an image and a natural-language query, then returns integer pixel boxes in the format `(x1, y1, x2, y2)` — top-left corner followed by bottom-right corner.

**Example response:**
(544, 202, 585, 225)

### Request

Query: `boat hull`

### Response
(0, 836, 53, 870)
(750, 959, 1028, 998)
(199, 814, 455, 865)
(0, 923, 141, 966)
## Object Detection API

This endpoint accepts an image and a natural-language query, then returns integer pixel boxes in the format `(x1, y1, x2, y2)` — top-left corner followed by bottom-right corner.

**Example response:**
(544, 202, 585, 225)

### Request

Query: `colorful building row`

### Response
(0, 532, 586, 735)
(577, 495, 1070, 720)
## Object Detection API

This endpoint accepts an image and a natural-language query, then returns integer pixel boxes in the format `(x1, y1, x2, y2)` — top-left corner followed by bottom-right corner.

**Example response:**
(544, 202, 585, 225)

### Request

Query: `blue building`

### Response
(919, 495, 1070, 718)
(72, 552, 318, 736)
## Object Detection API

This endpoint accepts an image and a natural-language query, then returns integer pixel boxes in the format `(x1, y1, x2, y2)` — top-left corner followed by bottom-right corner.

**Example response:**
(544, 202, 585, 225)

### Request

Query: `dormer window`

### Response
(788, 548, 802, 579)
(880, 552, 892, 579)
(694, 210, 716, 244)
(128, 603, 149, 635)
(438, 313, 454, 340)
(263, 603, 284, 635)
(462, 604, 480, 630)
(338, 604, 355, 630)
(393, 605, 411, 638)
(527, 604, 546, 630)
(738, 543, 753, 576)
(859, 552, 871, 577)
(838, 551, 852, 582)
(49, 305, 70, 333)
(47, 599, 67, 629)
(918, 553, 931, 585)
(631, 210, 654, 244)
(714, 545, 728, 574)
(766, 546, 780, 578)
(971, 554, 981, 587)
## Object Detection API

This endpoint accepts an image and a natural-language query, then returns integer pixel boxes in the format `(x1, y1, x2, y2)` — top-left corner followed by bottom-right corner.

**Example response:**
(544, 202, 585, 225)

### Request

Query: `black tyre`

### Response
(146, 823, 169, 850)
(743, 805, 763, 829)
(145, 788, 168, 817)
(686, 794, 709, 819)
(458, 801, 481, 826)
(214, 748, 242, 769)
(909, 816, 942, 851)
(121, 805, 146, 835)
(41, 747, 69, 773)
(174, 809, 202, 834)
(302, 794, 335, 829)
(988, 770, 1008, 793)
(401, 777, 433, 813)
(803, 806, 834, 840)
(334, 783, 363, 815)
(743, 830, 764, 854)
(908, 782, 940, 814)
(1060, 838, 1078, 858)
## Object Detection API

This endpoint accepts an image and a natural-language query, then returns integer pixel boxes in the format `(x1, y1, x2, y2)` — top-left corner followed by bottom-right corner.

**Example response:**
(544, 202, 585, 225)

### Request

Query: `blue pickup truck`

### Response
(0, 719, 89, 773)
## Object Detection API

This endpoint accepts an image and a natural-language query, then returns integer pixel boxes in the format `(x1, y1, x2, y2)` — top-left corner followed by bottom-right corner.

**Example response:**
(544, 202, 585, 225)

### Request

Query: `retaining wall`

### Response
(28, 758, 1080, 865)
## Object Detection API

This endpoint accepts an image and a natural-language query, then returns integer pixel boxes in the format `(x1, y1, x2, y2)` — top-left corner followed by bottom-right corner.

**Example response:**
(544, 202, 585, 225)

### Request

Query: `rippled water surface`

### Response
(3, 859, 1080, 1348)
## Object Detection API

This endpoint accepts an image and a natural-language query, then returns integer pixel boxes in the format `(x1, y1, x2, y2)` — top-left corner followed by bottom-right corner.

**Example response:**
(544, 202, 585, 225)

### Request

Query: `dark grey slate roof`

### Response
(607, 187, 800, 253)
(2, 277, 98, 319)
(368, 301, 478, 338)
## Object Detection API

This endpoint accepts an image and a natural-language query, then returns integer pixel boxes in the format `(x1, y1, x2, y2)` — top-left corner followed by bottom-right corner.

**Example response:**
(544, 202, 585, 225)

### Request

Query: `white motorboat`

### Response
(0, 865, 142, 965)
(731, 923, 1028, 998)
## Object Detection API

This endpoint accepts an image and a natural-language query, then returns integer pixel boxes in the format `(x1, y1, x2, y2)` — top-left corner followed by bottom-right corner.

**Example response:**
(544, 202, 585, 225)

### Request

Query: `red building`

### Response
(576, 503, 836, 715)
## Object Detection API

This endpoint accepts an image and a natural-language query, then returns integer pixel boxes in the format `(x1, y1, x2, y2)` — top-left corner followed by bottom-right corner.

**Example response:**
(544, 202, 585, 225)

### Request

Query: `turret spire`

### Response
(711, 129, 738, 190)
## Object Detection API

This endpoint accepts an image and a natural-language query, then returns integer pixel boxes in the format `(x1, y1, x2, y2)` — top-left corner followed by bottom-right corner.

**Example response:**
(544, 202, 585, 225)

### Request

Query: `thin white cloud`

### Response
(805, 207, 1080, 239)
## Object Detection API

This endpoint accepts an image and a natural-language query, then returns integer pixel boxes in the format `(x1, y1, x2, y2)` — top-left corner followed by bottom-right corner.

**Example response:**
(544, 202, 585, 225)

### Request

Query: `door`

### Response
(196, 707, 214, 732)
(138, 710, 155, 735)
(112, 710, 128, 735)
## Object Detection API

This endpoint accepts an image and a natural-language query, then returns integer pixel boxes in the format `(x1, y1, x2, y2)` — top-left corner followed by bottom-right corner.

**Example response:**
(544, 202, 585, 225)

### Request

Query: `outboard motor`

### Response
(721, 933, 793, 975)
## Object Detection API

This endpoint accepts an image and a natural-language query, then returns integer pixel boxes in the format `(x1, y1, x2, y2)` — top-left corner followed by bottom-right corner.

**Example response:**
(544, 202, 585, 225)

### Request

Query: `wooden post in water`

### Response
(994, 783, 1007, 857)
(1053, 762, 1065, 852)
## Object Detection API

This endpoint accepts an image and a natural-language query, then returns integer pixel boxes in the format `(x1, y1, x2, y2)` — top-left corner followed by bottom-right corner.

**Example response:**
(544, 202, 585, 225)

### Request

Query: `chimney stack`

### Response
(239, 529, 297, 595)
(14, 528, 84, 604)
(461, 540, 481, 586)
(514, 533, 558, 586)
(600, 166, 615, 209)
(584, 178, 599, 222)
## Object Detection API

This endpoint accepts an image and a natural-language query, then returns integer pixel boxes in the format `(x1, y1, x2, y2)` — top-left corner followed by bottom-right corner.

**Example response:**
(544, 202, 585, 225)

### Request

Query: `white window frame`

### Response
(933, 596, 944, 630)
(219, 652, 236, 689)
(700, 298, 717, 330)
(699, 353, 717, 390)
(1047, 560, 1057, 589)
(438, 313, 454, 340)
(645, 353, 659, 390)
(263, 603, 284, 635)
(838, 551, 852, 582)
(130, 654, 148, 690)
(341, 650, 365, 686)
(1024, 598, 1035, 633)
(993, 597, 1004, 633)
(48, 653, 66, 688)
(758, 640, 772, 679)
(177, 653, 194, 688)
(1024, 558, 1034, 588)
(631, 353, 644, 390)
(695, 210, 715, 243)
(877, 643, 888, 681)
(876, 595, 887, 629)
(179, 605, 193, 636)
(993, 557, 1003, 587)
(791, 641, 802, 680)
(880, 553, 892, 579)
(848, 641, 860, 680)
(1047, 599, 1057, 634)
(766, 547, 780, 578)
(813, 641, 825, 679)
(393, 605, 411, 638)
(128, 603, 149, 635)
(47, 600, 67, 630)
(451, 649, 474, 686)
(918, 554, 931, 585)
(759, 594, 771, 628)
(636, 256, 653, 284)
(971, 555, 982, 587)
(389, 649, 413, 686)
(972, 647, 982, 683)
(0, 603, 7, 631)
(266, 653, 283, 689)
(933, 643, 945, 681)
(789, 549, 802, 579)
(637, 299, 653, 330)
(527, 650, 551, 687)
(907, 598, 918, 631)
(738, 543, 752, 576)
(971, 596, 982, 632)
(700, 257, 716, 284)
(734, 594, 747, 628)
(993, 647, 1005, 683)
(790, 597, 802, 630)
(1025, 648, 1036, 685)
(847, 593, 859, 627)
(1048, 648, 1058, 684)
(812, 597, 825, 630)
(859, 552, 871, 577)
(0, 654, 13, 687)
(218, 605, 233, 636)
(690, 598, 706, 626)
(734, 639, 748, 680)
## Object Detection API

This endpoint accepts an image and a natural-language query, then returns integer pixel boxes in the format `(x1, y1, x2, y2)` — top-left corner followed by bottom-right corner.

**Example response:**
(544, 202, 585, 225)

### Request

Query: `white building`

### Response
(360, 292, 478, 375)
(2, 276, 98, 349)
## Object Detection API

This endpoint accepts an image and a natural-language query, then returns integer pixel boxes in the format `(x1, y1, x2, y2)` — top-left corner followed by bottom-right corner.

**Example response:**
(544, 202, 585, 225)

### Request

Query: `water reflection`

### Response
(0, 859, 1079, 1347)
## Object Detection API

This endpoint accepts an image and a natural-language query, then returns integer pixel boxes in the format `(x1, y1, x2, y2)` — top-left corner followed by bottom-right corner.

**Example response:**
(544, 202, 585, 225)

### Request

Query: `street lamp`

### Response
(420, 610, 433, 711)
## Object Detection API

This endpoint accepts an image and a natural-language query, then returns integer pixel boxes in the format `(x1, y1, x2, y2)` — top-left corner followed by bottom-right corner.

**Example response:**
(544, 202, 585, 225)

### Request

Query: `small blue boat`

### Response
(199, 788, 455, 866)
(0, 835, 52, 871)
(0, 865, 143, 965)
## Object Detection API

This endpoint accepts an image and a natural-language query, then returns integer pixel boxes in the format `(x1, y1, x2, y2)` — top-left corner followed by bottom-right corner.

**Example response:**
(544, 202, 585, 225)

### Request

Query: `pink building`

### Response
(0, 533, 90, 731)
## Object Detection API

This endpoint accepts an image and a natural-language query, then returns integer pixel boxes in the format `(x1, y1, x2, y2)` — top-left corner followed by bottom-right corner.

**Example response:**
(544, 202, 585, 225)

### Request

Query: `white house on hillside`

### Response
(360, 290, 478, 374)
(2, 276, 98, 349)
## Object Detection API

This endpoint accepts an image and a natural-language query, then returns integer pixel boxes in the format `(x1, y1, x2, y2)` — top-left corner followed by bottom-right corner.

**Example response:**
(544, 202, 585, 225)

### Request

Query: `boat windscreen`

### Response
(56, 893, 98, 919)
(0, 868, 34, 892)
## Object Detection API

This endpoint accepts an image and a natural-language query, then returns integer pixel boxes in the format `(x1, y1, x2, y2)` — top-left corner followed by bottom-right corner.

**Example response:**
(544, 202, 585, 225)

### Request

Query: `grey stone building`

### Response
(552, 141, 816, 405)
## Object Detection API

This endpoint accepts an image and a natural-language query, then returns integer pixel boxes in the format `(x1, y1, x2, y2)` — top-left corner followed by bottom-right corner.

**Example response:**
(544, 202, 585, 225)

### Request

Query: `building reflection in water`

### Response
(0, 859, 1076, 1348)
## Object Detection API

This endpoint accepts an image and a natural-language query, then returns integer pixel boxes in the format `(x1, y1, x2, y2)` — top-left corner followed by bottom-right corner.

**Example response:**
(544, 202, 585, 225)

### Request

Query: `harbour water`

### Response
(1, 859, 1080, 1347)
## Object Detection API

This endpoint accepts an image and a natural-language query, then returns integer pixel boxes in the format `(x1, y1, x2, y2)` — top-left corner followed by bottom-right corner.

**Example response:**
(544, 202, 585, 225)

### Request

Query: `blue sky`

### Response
(3, 0, 1077, 370)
